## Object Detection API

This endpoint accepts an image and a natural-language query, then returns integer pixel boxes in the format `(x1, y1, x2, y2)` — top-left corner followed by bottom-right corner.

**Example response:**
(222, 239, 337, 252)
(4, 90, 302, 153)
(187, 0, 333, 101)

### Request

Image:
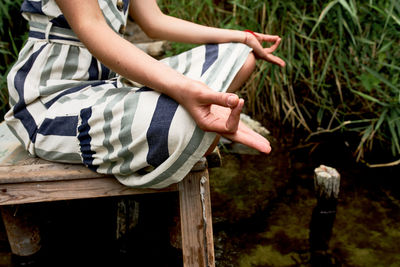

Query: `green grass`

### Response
(161, 0, 400, 163)
(0, 0, 27, 120)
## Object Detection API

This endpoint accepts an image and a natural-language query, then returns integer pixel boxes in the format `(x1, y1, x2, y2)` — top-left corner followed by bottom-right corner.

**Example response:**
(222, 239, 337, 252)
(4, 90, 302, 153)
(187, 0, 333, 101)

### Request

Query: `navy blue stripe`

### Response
(88, 57, 99, 80)
(48, 35, 80, 42)
(13, 44, 47, 142)
(78, 107, 98, 172)
(50, 15, 70, 29)
(201, 44, 219, 75)
(137, 86, 153, 92)
(146, 94, 179, 168)
(100, 63, 111, 80)
(38, 116, 78, 136)
(28, 31, 80, 43)
(21, 0, 43, 15)
(44, 81, 105, 108)
(28, 31, 45, 39)
(123, 0, 130, 13)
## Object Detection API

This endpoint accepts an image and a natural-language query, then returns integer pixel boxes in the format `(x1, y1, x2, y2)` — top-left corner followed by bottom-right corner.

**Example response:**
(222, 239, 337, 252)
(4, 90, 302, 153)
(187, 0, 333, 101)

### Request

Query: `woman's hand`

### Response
(244, 31, 286, 67)
(181, 81, 271, 154)
(210, 103, 272, 154)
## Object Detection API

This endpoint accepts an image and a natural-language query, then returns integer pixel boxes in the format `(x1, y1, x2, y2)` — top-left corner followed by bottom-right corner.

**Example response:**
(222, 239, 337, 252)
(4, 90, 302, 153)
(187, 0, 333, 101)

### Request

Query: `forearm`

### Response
(145, 16, 246, 44)
(130, 0, 246, 44)
(87, 23, 192, 101)
(56, 0, 196, 104)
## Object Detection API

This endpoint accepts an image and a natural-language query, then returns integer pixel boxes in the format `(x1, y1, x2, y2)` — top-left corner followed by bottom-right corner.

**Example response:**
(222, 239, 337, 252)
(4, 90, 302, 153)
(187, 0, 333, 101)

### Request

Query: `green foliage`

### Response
(161, 0, 400, 162)
(0, 0, 27, 120)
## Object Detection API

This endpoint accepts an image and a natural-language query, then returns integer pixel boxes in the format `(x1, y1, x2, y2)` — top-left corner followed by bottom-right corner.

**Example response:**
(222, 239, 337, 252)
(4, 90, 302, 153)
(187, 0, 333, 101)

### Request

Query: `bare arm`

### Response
(129, 0, 246, 44)
(130, 0, 285, 67)
(56, 0, 195, 104)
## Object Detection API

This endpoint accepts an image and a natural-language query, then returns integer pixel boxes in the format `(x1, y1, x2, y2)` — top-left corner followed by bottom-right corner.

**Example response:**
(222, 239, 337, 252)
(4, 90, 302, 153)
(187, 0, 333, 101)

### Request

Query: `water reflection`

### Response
(209, 146, 400, 266)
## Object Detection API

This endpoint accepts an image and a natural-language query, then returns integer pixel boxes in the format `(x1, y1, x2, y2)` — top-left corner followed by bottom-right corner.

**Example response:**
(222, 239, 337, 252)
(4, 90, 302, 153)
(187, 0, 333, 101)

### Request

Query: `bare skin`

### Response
(55, 0, 285, 154)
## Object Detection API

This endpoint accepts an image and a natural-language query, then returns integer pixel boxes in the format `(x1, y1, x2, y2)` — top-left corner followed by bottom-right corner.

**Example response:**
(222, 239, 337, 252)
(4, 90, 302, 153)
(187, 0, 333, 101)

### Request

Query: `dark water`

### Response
(209, 137, 400, 267)
(0, 136, 399, 267)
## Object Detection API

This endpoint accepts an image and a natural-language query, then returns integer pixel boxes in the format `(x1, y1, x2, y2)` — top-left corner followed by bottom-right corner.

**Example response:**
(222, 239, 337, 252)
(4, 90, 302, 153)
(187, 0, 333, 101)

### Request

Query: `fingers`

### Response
(259, 34, 280, 43)
(225, 98, 244, 132)
(191, 91, 272, 154)
(204, 98, 243, 133)
(222, 122, 272, 154)
(265, 37, 281, 53)
(235, 123, 272, 153)
(265, 53, 286, 67)
(246, 33, 285, 68)
(198, 90, 239, 108)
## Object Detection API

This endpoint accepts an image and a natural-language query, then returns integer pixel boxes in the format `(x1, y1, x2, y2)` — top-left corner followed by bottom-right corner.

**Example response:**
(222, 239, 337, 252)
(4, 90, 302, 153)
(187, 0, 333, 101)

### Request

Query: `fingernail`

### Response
(227, 95, 237, 107)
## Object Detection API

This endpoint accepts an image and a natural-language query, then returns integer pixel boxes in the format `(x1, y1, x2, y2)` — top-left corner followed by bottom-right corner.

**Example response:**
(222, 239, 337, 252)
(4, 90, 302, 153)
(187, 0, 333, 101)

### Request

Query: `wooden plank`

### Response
(0, 159, 208, 184)
(0, 178, 178, 205)
(0, 163, 105, 184)
(179, 169, 215, 267)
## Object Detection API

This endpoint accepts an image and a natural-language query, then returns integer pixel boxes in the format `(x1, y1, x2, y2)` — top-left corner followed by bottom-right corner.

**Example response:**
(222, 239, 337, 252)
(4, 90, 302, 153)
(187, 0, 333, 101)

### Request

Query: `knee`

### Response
(227, 52, 257, 93)
(242, 52, 256, 76)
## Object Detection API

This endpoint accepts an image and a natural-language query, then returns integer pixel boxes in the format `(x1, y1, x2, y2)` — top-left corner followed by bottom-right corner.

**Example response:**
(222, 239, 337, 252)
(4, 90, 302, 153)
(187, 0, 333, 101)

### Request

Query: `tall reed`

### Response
(161, 0, 400, 162)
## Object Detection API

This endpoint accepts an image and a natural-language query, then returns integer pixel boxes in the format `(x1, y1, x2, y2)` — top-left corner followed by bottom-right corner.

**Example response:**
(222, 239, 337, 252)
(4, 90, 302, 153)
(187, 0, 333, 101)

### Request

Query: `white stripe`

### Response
(168, 106, 196, 156)
(47, 44, 69, 82)
(186, 45, 206, 80)
(35, 134, 80, 158)
(127, 91, 159, 172)
(102, 96, 126, 174)
(76, 49, 94, 81)
(175, 52, 187, 74)
(42, 0, 63, 18)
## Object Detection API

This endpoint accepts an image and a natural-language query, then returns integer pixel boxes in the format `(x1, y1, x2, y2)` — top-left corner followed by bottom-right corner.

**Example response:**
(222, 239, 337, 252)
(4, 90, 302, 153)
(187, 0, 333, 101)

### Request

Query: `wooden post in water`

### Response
(309, 165, 340, 266)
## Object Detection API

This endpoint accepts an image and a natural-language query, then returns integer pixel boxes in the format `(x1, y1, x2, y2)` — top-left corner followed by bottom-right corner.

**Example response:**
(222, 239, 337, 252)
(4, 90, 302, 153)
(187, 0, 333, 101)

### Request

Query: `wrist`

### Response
(243, 30, 257, 45)
(244, 29, 258, 38)
(171, 77, 202, 104)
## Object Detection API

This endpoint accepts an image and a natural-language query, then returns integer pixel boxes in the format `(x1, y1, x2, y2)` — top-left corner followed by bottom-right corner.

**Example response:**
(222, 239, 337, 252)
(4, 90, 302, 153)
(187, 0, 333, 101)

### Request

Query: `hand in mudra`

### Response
(244, 31, 286, 67)
(182, 84, 271, 154)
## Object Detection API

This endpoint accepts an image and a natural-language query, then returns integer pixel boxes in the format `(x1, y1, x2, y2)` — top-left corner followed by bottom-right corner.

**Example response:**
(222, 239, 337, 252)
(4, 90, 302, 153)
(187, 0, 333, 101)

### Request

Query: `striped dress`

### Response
(5, 0, 252, 188)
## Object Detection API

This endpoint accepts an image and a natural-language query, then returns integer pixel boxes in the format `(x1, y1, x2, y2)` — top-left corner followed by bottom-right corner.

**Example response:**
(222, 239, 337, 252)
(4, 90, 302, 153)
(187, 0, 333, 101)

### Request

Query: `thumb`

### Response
(198, 91, 239, 108)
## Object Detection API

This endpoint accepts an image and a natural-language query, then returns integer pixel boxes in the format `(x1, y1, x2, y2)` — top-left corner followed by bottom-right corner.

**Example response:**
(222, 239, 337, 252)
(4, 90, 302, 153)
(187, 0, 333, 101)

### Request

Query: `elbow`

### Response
(136, 15, 167, 40)
(141, 26, 159, 40)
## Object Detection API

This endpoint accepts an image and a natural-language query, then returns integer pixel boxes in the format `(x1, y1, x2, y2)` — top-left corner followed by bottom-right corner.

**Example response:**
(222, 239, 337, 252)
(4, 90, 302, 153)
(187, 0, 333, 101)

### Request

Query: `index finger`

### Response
(265, 37, 281, 53)
(258, 34, 281, 43)
(265, 53, 286, 67)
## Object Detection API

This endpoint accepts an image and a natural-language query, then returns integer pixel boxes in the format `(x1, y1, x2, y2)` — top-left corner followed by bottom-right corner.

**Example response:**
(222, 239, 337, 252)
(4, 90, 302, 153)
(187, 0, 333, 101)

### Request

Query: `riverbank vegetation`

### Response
(161, 0, 400, 164)
(1, 0, 399, 164)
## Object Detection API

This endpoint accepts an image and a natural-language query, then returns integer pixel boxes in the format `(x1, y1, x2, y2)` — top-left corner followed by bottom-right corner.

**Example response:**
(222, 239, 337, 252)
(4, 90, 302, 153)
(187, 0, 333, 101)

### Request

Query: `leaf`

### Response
(388, 111, 400, 154)
(378, 40, 393, 54)
(309, 0, 339, 36)
(317, 43, 336, 89)
(359, 73, 380, 92)
(386, 7, 400, 26)
(351, 89, 388, 106)
(375, 108, 388, 131)
(338, 0, 362, 31)
(363, 65, 400, 93)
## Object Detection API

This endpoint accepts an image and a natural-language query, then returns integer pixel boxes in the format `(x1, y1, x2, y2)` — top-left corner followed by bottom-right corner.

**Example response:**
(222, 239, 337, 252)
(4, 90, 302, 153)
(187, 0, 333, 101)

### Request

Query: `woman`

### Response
(6, 0, 285, 188)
